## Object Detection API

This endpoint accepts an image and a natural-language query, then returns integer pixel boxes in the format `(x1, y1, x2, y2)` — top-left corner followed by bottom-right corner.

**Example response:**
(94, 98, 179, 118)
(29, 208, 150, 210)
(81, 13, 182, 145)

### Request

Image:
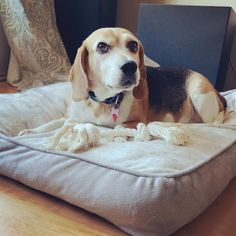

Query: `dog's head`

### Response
(70, 27, 146, 101)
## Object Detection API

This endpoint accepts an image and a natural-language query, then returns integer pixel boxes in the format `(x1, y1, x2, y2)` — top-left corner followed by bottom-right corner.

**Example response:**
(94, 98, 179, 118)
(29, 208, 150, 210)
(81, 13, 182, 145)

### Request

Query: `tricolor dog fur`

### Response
(69, 27, 226, 127)
(20, 27, 227, 149)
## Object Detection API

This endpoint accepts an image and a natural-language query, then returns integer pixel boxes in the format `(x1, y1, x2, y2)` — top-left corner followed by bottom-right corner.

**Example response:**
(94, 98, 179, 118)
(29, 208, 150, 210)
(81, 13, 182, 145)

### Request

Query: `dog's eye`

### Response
(97, 42, 110, 54)
(127, 41, 138, 53)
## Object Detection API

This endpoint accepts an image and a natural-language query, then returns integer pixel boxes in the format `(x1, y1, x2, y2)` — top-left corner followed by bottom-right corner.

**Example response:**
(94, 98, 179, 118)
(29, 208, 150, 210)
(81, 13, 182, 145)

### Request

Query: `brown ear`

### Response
(133, 42, 147, 100)
(70, 43, 89, 101)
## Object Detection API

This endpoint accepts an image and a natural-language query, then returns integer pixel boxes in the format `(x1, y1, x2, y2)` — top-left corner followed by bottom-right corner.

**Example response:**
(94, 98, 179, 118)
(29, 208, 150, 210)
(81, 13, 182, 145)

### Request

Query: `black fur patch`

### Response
(146, 66, 190, 113)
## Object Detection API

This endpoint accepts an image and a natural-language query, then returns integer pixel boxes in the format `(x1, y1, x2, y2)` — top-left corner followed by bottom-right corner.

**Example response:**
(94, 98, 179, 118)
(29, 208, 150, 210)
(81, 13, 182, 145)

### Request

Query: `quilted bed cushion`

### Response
(0, 82, 236, 236)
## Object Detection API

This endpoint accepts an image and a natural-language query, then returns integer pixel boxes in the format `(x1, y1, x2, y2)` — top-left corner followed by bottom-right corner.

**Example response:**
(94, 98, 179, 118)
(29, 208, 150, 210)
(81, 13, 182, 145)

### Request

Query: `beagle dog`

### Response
(69, 27, 226, 128)
(20, 27, 227, 149)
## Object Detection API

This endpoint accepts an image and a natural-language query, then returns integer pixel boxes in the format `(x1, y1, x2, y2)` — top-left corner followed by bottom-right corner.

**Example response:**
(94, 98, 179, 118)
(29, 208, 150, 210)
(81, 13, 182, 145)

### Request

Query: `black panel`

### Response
(54, 0, 117, 64)
(138, 4, 236, 91)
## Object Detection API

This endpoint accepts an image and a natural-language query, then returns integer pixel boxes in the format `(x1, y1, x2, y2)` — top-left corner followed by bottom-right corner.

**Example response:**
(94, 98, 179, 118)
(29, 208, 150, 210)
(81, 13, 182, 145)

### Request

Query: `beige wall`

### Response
(116, 0, 236, 34)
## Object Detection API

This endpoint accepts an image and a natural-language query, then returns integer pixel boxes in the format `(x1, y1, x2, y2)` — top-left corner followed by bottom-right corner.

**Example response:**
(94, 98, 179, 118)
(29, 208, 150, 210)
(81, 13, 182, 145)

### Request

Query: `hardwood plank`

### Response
(0, 81, 17, 93)
(173, 177, 236, 236)
(0, 175, 127, 236)
(1, 174, 236, 236)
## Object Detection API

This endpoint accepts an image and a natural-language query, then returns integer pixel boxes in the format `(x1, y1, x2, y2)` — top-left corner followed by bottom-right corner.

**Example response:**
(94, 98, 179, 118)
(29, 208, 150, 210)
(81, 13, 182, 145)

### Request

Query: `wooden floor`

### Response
(0, 81, 17, 93)
(0, 175, 236, 236)
(0, 81, 236, 236)
(0, 175, 127, 236)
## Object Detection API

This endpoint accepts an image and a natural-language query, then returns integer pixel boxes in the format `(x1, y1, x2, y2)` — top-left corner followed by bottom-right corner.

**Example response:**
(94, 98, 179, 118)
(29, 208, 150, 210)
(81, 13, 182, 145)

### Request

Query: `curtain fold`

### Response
(0, 0, 71, 90)
(0, 17, 9, 81)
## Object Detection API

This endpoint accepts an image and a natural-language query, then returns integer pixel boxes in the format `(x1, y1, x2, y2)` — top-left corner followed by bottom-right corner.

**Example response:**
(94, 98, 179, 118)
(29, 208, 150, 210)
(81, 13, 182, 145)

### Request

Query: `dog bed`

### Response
(0, 82, 236, 236)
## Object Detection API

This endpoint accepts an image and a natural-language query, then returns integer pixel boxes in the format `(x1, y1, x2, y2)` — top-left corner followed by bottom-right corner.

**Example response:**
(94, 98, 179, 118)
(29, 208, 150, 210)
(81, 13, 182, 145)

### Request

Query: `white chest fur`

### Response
(68, 92, 134, 128)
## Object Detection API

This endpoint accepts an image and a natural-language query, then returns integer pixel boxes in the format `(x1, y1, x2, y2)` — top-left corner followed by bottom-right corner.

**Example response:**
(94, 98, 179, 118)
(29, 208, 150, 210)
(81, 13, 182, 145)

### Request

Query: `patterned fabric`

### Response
(0, 0, 71, 90)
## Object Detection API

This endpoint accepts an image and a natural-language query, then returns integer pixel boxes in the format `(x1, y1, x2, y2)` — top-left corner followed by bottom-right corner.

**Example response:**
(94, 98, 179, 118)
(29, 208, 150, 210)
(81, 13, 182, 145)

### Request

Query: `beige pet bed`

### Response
(0, 82, 236, 236)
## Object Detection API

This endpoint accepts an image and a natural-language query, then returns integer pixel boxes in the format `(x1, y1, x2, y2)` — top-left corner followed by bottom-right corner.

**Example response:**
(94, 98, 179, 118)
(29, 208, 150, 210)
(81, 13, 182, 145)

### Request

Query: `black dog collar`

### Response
(88, 91, 124, 109)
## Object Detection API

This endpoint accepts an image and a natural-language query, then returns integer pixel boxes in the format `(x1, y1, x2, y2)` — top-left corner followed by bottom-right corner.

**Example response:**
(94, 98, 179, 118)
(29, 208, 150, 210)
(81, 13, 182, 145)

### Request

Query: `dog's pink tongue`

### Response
(111, 107, 119, 123)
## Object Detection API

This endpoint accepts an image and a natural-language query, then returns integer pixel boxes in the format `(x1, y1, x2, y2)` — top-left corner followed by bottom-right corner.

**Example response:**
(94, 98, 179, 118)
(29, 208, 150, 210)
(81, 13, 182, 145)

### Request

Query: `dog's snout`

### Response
(120, 61, 137, 76)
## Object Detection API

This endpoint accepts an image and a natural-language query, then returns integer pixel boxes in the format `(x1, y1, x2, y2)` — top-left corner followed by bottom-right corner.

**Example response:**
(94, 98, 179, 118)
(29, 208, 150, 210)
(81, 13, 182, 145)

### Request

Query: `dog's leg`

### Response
(213, 110, 225, 124)
(18, 118, 67, 136)
(191, 91, 223, 123)
(147, 122, 189, 145)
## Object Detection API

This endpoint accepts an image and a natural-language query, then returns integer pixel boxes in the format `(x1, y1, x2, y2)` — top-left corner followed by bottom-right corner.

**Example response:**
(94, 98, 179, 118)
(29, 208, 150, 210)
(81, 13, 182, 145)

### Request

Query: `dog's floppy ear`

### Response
(70, 43, 89, 101)
(133, 42, 147, 100)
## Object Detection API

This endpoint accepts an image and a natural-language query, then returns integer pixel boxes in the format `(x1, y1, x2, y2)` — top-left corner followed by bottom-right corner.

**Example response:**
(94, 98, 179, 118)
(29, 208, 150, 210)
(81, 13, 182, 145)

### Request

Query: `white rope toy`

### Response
(48, 121, 189, 152)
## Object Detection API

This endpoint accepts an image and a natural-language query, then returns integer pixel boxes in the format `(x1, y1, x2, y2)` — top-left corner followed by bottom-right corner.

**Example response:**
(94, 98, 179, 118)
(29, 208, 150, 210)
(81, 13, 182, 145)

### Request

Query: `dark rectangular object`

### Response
(138, 4, 236, 91)
(54, 0, 117, 63)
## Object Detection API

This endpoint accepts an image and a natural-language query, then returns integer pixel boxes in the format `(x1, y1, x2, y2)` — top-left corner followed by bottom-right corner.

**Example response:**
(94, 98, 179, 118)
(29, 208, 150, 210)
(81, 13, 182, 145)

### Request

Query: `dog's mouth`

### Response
(106, 83, 137, 91)
(120, 76, 137, 88)
(106, 76, 138, 91)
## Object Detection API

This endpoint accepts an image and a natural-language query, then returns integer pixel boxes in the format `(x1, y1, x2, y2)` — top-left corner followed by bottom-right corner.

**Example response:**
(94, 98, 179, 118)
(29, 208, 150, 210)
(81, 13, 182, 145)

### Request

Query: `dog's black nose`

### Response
(120, 61, 137, 76)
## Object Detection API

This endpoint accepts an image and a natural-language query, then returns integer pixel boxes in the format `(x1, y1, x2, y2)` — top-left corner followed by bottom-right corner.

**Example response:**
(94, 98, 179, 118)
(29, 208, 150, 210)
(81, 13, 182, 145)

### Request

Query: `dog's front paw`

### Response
(48, 123, 100, 152)
(147, 122, 189, 145)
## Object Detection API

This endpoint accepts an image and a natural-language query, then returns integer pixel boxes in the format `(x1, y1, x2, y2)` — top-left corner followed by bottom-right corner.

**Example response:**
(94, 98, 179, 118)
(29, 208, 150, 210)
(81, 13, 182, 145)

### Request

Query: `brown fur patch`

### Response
(187, 71, 215, 94)
(132, 44, 147, 100)
(127, 85, 149, 126)
(187, 71, 226, 113)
